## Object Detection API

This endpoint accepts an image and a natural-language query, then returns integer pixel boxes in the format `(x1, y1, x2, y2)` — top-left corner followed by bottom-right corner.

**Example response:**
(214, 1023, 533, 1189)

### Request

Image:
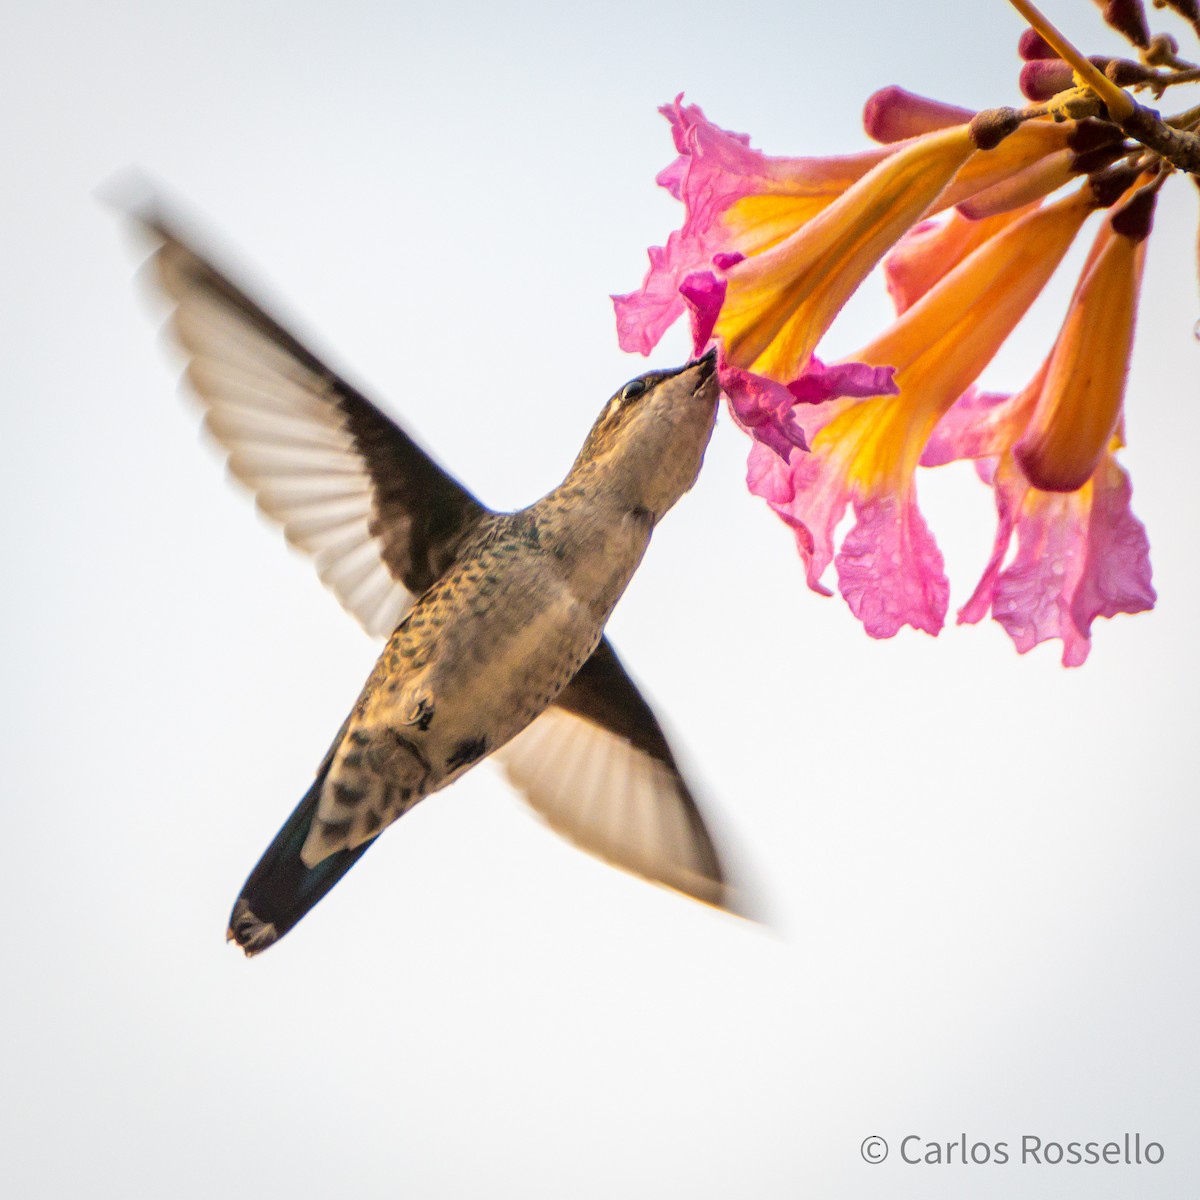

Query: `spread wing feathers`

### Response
(134, 209, 488, 636)
(498, 641, 730, 911)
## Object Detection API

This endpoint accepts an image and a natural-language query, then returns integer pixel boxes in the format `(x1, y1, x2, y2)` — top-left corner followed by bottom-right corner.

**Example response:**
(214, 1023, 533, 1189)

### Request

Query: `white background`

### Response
(4, 1, 1198, 1196)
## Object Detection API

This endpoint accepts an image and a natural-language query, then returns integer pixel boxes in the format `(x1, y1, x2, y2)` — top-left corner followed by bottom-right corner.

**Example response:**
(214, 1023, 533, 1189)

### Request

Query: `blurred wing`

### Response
(498, 640, 732, 912)
(134, 209, 488, 636)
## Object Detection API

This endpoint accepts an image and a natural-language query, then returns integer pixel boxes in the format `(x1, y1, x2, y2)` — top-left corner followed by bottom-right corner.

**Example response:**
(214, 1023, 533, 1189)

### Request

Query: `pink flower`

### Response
(613, 96, 898, 357)
(935, 404, 1155, 667)
(612, 69, 1179, 662)
(922, 182, 1160, 663)
(745, 189, 1095, 638)
(615, 96, 1088, 460)
(974, 452, 1155, 667)
(689, 125, 977, 385)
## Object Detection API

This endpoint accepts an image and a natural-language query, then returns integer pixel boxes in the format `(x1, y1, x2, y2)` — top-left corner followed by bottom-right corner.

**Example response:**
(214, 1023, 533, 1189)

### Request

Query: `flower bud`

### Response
(1089, 0, 1151, 48)
(862, 87, 974, 144)
(969, 108, 1023, 151)
(1018, 28, 1058, 59)
(1021, 56, 1142, 103)
(1020, 60, 1075, 101)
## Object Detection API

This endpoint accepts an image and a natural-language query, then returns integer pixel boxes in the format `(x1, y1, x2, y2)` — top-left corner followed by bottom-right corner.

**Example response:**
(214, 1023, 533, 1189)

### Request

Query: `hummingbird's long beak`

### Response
(685, 345, 718, 392)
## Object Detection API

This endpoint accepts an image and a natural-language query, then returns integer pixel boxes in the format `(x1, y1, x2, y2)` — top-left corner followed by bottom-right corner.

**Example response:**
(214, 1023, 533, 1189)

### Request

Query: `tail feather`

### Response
(227, 762, 377, 957)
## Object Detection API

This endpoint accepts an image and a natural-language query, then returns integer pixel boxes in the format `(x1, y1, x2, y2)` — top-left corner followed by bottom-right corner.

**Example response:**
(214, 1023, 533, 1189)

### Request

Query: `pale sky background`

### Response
(4, 1, 1199, 1197)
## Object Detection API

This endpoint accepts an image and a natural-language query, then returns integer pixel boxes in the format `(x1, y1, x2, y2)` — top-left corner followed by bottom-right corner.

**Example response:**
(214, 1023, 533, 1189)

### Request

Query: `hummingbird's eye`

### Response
(621, 379, 647, 403)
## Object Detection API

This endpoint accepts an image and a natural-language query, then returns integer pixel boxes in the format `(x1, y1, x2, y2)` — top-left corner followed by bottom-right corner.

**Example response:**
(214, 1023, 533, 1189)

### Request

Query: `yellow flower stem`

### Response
(1006, 0, 1136, 120)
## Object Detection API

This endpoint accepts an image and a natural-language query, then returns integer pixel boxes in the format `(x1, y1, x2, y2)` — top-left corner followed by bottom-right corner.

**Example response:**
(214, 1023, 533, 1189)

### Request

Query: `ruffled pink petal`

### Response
(836, 491, 949, 637)
(679, 269, 727, 350)
(613, 101, 764, 357)
(989, 480, 1095, 665)
(692, 306, 898, 460)
(751, 354, 898, 467)
(653, 96, 755, 201)
(746, 436, 851, 596)
(724, 356, 897, 460)
(745, 380, 954, 637)
(786, 358, 898, 405)
(613, 232, 696, 355)
(655, 155, 687, 202)
(672, 96, 893, 235)
(615, 96, 898, 358)
(661, 96, 755, 177)
(956, 455, 1154, 665)
(719, 365, 809, 458)
(1069, 454, 1156, 646)
(680, 268, 802, 455)
(667, 102, 772, 235)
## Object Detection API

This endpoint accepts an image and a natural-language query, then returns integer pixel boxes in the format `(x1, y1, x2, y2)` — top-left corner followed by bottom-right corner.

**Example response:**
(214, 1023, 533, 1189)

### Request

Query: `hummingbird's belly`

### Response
(305, 510, 651, 859)
(356, 534, 633, 792)
(427, 589, 600, 784)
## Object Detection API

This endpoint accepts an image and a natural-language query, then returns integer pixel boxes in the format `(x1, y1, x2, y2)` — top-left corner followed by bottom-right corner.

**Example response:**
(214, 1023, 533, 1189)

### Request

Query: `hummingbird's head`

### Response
(570, 349, 720, 520)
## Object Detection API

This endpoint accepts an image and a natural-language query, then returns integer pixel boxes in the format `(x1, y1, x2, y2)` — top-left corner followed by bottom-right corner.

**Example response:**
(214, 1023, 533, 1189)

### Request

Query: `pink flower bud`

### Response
(1019, 60, 1075, 101)
(1021, 57, 1128, 102)
(861, 87, 974, 144)
(1089, 0, 1151, 48)
(1018, 28, 1058, 59)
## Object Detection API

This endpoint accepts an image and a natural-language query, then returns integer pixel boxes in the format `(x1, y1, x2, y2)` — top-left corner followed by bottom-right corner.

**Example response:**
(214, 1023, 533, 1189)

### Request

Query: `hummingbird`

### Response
(130, 207, 735, 956)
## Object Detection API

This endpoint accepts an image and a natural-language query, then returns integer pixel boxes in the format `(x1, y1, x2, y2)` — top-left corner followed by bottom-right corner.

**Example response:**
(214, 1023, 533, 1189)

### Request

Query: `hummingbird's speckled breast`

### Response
(308, 493, 655, 857)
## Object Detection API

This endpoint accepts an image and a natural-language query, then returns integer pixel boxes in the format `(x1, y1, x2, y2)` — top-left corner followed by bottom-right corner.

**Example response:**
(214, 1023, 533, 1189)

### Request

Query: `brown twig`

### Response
(1169, 101, 1200, 127)
(1119, 103, 1200, 170)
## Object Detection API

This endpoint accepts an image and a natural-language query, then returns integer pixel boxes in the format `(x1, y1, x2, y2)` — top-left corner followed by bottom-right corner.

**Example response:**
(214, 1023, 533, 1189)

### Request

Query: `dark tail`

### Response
(227, 760, 376, 957)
